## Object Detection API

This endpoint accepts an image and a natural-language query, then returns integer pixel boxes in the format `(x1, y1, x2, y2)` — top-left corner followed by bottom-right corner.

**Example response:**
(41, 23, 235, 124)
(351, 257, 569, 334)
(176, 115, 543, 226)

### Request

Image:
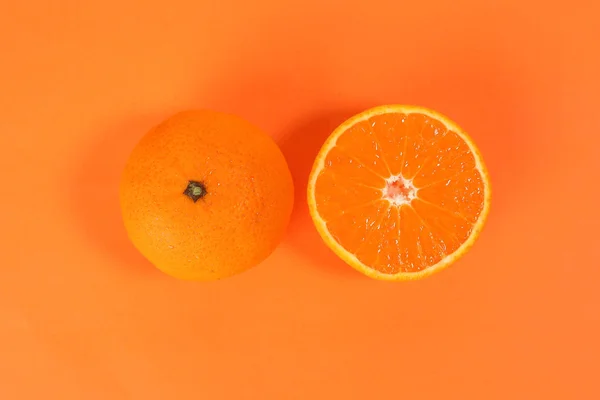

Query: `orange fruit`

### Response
(307, 105, 491, 280)
(119, 110, 294, 281)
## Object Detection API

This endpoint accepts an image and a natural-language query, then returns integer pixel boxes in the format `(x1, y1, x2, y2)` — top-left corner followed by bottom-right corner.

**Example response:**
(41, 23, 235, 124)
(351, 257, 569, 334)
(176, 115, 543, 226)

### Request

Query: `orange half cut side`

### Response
(307, 105, 491, 281)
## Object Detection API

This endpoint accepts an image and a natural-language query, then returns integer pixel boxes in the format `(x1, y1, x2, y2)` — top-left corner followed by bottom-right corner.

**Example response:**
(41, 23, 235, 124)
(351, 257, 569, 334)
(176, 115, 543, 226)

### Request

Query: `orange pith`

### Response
(307, 105, 491, 281)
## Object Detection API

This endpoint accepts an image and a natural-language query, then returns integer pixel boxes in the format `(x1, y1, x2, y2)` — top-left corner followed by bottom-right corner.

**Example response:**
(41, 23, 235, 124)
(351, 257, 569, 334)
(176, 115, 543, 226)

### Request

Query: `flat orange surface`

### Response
(1, 1, 599, 399)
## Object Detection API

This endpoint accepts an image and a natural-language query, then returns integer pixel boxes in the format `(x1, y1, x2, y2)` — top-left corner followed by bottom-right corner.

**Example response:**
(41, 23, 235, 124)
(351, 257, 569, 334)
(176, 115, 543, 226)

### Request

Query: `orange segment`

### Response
(307, 105, 491, 281)
(325, 200, 390, 252)
(335, 119, 391, 178)
(314, 147, 385, 221)
(417, 168, 485, 224)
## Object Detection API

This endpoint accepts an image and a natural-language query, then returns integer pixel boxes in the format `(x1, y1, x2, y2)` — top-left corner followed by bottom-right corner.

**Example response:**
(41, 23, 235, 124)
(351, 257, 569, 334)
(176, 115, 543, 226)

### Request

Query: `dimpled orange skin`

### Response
(119, 110, 294, 281)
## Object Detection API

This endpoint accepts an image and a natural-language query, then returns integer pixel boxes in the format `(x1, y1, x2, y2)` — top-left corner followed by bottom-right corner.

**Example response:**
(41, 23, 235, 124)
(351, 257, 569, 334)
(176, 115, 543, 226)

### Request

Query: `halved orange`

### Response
(307, 105, 491, 280)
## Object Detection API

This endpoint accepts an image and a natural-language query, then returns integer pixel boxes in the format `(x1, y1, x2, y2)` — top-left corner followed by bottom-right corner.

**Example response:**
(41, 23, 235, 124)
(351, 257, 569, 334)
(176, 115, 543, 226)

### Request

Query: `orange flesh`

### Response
(314, 112, 485, 274)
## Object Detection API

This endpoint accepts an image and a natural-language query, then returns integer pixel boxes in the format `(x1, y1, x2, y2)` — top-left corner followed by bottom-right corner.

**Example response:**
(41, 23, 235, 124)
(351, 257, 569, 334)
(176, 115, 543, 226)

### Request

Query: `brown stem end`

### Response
(184, 180, 207, 203)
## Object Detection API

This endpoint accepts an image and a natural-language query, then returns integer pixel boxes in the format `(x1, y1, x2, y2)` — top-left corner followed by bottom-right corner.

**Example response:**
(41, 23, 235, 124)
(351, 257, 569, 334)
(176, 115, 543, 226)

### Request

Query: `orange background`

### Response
(1, 1, 599, 399)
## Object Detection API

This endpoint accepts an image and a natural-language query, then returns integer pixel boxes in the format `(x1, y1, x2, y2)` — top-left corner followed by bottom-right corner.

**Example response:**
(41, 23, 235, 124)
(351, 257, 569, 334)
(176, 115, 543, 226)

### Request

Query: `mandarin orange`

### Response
(307, 105, 491, 280)
(119, 110, 294, 281)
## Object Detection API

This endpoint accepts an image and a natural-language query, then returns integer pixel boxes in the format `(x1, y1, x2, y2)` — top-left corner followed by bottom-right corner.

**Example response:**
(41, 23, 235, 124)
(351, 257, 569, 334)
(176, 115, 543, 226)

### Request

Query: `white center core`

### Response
(383, 175, 417, 206)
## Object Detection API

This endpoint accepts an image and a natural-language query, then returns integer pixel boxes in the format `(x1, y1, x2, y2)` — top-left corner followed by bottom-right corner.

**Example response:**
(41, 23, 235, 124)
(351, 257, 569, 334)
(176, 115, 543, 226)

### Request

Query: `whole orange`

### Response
(119, 110, 294, 281)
